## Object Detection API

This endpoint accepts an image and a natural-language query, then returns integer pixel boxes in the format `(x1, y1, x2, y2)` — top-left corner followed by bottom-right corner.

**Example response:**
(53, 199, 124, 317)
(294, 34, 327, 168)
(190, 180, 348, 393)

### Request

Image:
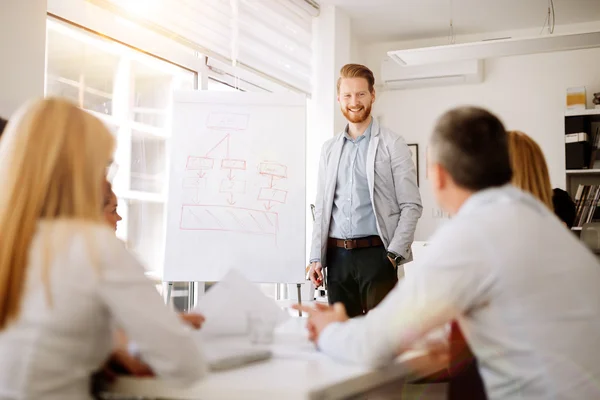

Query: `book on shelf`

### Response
(589, 126, 600, 169)
(565, 132, 589, 143)
(573, 184, 600, 227)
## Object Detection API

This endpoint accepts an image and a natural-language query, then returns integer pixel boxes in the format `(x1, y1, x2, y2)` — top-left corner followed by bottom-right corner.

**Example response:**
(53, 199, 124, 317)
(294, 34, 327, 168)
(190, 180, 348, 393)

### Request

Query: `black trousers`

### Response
(326, 241, 398, 318)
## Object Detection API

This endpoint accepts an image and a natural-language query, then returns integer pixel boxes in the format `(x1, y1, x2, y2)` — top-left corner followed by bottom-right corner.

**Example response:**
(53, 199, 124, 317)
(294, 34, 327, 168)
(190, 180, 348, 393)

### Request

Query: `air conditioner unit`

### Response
(381, 57, 483, 90)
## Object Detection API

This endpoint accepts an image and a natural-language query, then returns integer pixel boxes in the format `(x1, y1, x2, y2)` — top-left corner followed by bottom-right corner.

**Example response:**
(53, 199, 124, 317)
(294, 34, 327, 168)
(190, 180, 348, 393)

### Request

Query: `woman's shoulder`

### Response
(36, 219, 143, 276)
(35, 219, 126, 259)
(38, 218, 117, 240)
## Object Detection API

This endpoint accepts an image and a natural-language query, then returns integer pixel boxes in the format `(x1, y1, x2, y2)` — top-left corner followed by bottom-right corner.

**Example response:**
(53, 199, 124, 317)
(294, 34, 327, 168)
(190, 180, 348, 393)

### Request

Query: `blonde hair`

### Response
(337, 64, 375, 94)
(0, 98, 115, 330)
(507, 130, 553, 210)
(103, 180, 115, 207)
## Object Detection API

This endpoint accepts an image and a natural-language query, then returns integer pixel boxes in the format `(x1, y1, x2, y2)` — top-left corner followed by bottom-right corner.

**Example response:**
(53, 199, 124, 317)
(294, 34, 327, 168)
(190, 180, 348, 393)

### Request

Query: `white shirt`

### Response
(0, 220, 207, 400)
(319, 186, 600, 399)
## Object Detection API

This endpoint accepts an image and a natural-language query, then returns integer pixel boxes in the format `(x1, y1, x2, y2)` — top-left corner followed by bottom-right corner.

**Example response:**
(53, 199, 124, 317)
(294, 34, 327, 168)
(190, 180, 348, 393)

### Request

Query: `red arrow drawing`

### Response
(263, 201, 273, 211)
(227, 192, 236, 205)
(227, 169, 235, 180)
(192, 192, 200, 204)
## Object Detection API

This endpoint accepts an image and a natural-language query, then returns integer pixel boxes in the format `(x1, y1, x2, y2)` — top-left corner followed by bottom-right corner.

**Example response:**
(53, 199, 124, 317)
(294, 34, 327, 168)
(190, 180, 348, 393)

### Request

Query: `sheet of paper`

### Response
(194, 269, 289, 337)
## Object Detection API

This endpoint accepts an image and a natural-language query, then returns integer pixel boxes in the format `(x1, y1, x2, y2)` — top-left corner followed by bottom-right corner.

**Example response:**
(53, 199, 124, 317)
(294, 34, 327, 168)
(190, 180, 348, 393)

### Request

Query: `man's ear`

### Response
(430, 163, 446, 191)
(371, 88, 376, 103)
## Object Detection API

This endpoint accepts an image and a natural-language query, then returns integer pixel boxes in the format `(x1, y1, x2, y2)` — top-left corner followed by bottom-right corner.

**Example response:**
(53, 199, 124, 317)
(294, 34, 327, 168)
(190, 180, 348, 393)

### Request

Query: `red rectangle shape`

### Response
(220, 179, 246, 194)
(259, 162, 287, 178)
(258, 188, 287, 204)
(182, 177, 205, 188)
(221, 159, 247, 170)
(206, 112, 249, 130)
(180, 205, 278, 235)
(186, 157, 214, 170)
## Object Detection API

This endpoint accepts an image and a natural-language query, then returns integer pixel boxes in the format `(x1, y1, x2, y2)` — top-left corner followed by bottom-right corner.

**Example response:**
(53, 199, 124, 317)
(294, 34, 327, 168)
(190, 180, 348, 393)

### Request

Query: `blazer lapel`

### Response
(366, 118, 381, 199)
(326, 134, 345, 197)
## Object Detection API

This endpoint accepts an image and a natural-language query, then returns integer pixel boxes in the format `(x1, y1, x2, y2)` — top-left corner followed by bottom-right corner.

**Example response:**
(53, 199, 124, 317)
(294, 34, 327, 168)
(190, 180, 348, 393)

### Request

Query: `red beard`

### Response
(341, 102, 372, 123)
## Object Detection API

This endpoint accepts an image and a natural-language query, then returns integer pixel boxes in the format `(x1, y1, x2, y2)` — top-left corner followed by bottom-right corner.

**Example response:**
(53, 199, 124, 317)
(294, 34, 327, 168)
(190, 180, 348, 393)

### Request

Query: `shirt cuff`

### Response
(317, 322, 342, 353)
(388, 245, 409, 260)
(309, 258, 321, 264)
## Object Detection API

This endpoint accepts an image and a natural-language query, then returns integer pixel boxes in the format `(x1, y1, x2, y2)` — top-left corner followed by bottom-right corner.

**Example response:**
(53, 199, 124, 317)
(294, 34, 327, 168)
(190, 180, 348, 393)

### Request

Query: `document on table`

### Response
(194, 269, 289, 337)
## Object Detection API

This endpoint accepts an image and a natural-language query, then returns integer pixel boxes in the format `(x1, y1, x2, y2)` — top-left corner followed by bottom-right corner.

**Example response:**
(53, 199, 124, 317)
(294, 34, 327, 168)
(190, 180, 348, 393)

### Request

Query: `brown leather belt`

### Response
(327, 236, 383, 250)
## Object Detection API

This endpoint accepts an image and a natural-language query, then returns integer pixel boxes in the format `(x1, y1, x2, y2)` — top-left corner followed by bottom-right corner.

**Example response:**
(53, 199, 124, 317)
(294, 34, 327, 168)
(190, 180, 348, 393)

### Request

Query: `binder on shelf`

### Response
(589, 127, 600, 169)
(566, 141, 591, 170)
(565, 132, 589, 143)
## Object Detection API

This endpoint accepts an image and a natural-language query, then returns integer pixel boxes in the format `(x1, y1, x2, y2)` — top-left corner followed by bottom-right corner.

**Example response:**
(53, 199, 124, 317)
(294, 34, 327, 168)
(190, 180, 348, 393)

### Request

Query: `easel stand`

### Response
(164, 281, 305, 317)
(163, 282, 196, 311)
(296, 283, 302, 317)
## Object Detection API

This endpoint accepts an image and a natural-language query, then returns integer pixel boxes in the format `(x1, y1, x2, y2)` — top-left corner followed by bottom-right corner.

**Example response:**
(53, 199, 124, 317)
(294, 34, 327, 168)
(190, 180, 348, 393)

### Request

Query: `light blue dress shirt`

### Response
(329, 120, 378, 239)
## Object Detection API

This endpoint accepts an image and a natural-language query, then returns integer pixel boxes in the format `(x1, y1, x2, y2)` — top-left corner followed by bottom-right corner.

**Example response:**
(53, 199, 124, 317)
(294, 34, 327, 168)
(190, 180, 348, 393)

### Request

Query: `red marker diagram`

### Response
(206, 112, 249, 131)
(178, 113, 289, 237)
(258, 162, 288, 211)
(180, 205, 278, 236)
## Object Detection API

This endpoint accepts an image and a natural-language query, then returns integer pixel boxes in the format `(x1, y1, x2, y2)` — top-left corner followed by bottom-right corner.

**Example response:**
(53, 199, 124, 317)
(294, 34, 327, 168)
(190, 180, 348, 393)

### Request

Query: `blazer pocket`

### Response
(374, 159, 394, 187)
(374, 159, 392, 176)
(374, 160, 400, 213)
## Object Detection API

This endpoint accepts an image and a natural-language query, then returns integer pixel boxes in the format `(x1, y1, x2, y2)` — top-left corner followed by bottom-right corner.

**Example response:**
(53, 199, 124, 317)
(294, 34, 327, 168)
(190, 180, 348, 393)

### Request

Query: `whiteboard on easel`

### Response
(163, 91, 306, 284)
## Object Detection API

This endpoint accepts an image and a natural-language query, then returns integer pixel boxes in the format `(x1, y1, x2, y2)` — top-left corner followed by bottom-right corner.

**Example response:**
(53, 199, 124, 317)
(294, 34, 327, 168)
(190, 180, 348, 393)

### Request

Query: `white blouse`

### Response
(0, 220, 207, 400)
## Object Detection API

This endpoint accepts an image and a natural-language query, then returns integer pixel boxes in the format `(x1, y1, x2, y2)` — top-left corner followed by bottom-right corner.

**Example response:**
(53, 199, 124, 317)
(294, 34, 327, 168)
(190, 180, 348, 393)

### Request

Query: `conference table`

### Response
(106, 317, 449, 400)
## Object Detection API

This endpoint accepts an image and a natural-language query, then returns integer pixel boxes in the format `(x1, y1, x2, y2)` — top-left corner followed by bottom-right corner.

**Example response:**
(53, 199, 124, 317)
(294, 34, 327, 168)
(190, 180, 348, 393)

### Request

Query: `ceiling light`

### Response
(388, 31, 600, 66)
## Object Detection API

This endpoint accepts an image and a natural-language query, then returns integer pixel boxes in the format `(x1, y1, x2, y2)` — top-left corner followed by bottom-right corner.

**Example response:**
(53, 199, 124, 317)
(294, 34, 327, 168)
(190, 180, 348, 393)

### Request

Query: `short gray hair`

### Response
(430, 106, 512, 191)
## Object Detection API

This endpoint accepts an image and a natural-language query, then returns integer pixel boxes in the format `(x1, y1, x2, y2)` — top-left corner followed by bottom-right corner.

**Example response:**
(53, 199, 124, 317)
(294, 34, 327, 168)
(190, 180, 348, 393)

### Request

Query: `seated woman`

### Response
(507, 130, 554, 209)
(102, 180, 204, 330)
(103, 181, 123, 232)
(0, 98, 207, 400)
(98, 181, 204, 380)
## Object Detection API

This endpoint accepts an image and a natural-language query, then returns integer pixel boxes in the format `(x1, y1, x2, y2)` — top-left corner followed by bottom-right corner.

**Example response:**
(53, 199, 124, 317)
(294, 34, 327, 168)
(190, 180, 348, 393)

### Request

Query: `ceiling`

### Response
(318, 0, 600, 43)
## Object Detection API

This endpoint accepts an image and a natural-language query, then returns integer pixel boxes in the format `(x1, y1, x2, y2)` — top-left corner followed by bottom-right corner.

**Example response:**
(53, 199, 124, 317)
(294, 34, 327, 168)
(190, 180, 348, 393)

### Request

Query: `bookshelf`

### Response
(565, 109, 600, 232)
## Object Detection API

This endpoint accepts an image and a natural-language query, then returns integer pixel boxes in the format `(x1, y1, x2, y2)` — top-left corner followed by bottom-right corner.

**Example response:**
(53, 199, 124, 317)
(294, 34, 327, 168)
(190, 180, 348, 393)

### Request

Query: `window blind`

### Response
(86, 0, 317, 94)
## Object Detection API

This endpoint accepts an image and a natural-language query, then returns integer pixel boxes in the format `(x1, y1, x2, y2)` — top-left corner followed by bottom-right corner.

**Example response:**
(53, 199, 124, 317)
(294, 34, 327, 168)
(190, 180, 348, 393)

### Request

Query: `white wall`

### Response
(0, 0, 47, 118)
(306, 6, 354, 262)
(359, 23, 600, 240)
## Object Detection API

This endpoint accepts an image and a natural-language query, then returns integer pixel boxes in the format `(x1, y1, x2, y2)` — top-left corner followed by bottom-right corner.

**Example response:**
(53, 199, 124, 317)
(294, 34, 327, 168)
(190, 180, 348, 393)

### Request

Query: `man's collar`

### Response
(344, 118, 373, 141)
(456, 184, 541, 217)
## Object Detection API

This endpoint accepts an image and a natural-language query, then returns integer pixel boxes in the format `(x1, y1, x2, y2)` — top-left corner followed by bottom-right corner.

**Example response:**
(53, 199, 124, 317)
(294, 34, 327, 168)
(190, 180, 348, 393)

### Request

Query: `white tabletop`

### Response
(107, 318, 448, 400)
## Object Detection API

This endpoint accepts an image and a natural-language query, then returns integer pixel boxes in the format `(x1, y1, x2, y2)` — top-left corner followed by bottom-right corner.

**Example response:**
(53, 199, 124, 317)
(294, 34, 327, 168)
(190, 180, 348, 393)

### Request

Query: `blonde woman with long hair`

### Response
(506, 130, 553, 209)
(0, 98, 207, 399)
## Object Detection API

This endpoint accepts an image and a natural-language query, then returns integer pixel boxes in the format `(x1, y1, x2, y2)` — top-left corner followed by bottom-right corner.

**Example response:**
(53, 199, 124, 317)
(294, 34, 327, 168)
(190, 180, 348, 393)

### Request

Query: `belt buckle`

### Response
(343, 239, 352, 250)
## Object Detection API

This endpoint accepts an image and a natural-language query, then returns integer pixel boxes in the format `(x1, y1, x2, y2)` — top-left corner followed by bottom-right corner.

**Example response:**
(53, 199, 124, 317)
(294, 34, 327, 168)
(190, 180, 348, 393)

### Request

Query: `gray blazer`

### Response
(310, 118, 423, 266)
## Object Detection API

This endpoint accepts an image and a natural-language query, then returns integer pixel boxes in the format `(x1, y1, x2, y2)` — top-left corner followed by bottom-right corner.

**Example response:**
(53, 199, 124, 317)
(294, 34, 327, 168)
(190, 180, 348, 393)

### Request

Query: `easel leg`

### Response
(297, 283, 302, 317)
(187, 282, 195, 311)
(165, 282, 173, 305)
